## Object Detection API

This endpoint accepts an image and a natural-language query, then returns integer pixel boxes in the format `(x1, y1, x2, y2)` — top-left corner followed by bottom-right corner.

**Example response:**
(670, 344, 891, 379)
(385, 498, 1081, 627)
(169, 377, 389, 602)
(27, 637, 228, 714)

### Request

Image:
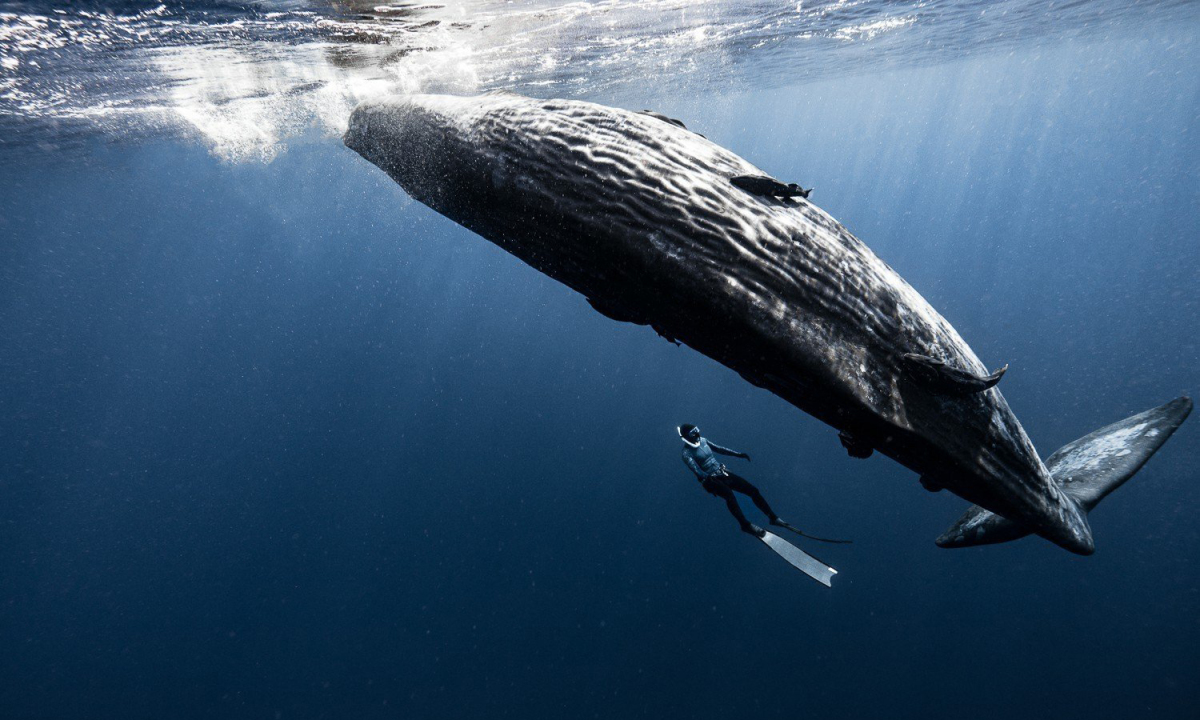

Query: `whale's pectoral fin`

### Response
(901, 353, 1008, 396)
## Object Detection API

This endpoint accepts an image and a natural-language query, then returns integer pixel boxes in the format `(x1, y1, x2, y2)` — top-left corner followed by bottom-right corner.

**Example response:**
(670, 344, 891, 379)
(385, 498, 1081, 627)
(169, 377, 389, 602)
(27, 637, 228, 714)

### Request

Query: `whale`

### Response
(344, 92, 1190, 555)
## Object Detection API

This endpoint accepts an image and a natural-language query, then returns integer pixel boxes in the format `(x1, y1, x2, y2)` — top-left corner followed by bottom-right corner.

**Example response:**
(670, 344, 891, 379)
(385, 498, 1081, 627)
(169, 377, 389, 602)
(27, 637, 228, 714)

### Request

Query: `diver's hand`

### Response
(739, 452, 751, 461)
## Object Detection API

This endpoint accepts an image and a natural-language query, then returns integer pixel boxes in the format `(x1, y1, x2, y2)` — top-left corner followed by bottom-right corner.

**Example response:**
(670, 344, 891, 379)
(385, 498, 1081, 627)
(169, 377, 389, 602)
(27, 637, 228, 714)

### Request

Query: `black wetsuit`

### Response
(682, 437, 778, 532)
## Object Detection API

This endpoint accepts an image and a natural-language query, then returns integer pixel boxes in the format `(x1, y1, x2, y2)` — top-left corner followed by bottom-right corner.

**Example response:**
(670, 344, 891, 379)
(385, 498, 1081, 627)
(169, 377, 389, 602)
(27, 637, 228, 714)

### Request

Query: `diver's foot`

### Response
(770, 518, 799, 533)
(743, 523, 766, 539)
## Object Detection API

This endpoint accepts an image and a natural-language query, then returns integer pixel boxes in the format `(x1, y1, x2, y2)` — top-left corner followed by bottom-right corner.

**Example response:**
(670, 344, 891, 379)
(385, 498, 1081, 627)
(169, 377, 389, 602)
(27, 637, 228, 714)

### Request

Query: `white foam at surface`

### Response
(1, 1, 1193, 161)
(152, 37, 481, 162)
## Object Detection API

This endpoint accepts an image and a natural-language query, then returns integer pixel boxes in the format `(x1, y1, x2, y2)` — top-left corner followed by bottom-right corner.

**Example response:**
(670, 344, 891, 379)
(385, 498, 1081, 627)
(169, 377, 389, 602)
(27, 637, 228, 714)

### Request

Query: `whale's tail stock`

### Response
(936, 396, 1192, 552)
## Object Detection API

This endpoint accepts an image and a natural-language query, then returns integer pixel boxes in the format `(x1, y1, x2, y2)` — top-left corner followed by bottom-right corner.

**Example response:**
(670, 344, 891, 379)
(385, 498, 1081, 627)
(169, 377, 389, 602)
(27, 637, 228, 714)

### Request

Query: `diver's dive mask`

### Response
(678, 424, 701, 447)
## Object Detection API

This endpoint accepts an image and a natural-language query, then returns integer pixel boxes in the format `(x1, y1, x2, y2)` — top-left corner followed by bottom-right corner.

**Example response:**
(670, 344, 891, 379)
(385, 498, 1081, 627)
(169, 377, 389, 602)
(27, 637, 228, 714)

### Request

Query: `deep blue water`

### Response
(2, 12, 1199, 720)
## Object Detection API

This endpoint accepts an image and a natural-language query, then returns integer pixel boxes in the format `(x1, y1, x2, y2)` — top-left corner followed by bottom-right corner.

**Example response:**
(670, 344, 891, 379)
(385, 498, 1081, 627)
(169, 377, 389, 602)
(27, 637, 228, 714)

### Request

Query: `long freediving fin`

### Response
(771, 519, 853, 544)
(760, 531, 838, 587)
(901, 353, 1007, 395)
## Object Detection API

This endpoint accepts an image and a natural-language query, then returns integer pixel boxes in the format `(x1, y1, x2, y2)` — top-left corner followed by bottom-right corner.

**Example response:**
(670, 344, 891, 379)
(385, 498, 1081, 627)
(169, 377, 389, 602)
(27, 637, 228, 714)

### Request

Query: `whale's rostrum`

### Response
(344, 92, 1189, 555)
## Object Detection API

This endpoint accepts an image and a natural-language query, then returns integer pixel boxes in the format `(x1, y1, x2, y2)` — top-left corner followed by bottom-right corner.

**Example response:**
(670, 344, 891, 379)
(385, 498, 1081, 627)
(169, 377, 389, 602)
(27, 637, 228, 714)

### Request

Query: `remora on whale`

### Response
(344, 92, 1190, 555)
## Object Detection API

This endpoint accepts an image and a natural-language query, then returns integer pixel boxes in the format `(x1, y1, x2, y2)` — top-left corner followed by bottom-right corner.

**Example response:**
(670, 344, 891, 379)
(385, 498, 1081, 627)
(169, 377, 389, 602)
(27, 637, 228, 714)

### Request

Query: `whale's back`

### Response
(349, 94, 982, 413)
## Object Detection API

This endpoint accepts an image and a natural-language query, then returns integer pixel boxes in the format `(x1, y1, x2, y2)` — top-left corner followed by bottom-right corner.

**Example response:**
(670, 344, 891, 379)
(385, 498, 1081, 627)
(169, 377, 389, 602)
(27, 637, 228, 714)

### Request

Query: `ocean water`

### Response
(1, 2, 1198, 719)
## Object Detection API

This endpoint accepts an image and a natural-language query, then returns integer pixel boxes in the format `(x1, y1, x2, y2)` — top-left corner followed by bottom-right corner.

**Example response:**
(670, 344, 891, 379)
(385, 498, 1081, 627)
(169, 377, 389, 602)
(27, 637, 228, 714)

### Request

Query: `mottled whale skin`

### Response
(345, 92, 1100, 553)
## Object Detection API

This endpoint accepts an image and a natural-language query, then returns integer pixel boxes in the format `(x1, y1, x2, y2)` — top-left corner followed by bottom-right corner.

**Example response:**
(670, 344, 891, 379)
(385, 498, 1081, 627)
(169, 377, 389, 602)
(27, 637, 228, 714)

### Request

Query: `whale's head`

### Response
(344, 94, 521, 223)
(343, 92, 761, 261)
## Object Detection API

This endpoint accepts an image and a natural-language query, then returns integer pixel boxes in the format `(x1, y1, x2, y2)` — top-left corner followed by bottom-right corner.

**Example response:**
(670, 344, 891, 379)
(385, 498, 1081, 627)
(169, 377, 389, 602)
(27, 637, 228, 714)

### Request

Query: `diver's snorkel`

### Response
(678, 424, 702, 448)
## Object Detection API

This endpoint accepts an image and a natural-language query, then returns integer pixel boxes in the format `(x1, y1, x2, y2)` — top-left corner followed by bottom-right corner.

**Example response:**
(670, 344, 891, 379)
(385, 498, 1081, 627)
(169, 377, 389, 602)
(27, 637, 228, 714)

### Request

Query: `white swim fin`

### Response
(760, 531, 838, 587)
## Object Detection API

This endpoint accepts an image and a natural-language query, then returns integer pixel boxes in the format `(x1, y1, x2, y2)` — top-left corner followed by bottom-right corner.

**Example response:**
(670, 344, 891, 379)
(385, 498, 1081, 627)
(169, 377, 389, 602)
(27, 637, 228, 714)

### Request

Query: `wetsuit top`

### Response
(681, 437, 744, 480)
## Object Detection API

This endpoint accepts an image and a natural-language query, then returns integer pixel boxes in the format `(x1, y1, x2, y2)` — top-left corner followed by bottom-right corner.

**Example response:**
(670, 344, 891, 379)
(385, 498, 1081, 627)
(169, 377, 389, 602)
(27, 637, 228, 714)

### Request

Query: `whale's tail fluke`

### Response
(936, 396, 1192, 551)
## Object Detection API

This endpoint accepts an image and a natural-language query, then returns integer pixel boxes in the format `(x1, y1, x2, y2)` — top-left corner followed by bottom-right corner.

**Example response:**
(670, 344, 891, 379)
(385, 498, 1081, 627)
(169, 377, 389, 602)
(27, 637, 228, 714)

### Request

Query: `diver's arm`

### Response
(683, 454, 706, 478)
(709, 442, 751, 461)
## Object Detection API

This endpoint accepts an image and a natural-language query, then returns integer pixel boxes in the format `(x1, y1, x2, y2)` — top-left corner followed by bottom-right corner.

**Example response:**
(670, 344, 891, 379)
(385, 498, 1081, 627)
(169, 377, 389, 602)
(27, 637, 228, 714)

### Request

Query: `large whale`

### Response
(344, 92, 1190, 555)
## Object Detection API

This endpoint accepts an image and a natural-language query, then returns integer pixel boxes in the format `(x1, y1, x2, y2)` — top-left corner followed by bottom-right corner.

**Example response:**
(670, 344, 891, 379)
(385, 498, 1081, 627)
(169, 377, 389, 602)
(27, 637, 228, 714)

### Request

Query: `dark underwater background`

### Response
(1, 3, 1198, 719)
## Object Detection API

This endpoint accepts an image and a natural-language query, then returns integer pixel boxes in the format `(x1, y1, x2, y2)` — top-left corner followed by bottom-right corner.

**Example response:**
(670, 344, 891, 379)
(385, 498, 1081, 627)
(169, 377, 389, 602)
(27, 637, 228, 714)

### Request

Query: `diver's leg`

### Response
(703, 478, 760, 535)
(724, 473, 779, 523)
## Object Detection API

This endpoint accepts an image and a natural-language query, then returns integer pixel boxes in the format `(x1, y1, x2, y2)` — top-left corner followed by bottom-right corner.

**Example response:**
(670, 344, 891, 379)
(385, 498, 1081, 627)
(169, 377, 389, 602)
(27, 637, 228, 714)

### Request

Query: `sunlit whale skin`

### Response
(344, 92, 1184, 555)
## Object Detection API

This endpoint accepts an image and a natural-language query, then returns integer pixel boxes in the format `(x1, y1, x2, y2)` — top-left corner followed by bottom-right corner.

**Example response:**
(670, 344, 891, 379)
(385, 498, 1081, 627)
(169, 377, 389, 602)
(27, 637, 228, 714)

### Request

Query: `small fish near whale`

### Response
(343, 92, 1190, 555)
(730, 174, 813, 199)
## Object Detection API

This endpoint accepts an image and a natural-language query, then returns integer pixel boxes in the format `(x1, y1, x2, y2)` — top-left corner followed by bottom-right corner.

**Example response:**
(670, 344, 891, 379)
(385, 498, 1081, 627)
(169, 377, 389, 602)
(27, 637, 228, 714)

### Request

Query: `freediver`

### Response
(678, 423, 803, 539)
